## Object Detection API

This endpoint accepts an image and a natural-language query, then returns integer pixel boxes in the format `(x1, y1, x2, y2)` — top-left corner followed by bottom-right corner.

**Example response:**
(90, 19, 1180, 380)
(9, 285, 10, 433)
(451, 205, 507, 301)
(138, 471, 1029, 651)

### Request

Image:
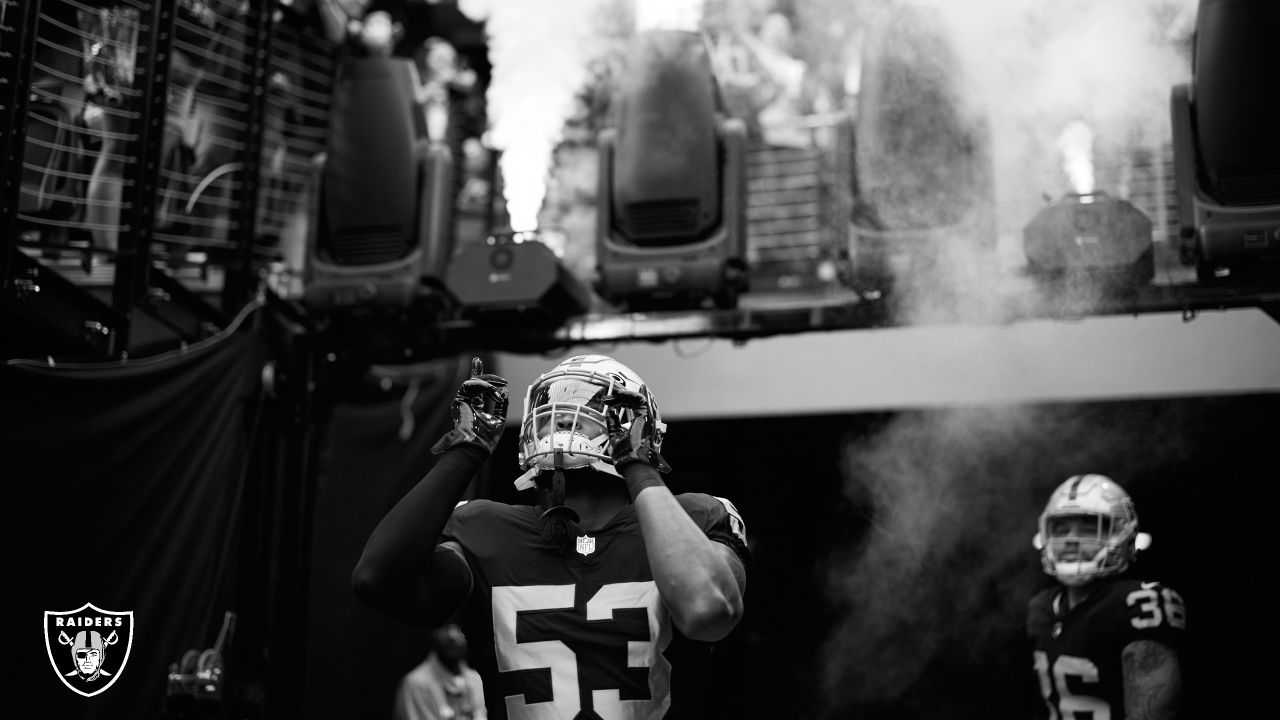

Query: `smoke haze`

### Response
(458, 0, 609, 232)
(818, 5, 1202, 684)
(933, 0, 1196, 229)
(791, 0, 1196, 325)
(820, 399, 1198, 714)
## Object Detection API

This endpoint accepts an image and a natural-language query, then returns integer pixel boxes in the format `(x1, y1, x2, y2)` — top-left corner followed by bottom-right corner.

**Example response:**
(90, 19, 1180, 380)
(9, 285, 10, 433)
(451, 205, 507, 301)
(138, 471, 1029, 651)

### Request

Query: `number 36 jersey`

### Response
(442, 493, 750, 720)
(1027, 577, 1186, 720)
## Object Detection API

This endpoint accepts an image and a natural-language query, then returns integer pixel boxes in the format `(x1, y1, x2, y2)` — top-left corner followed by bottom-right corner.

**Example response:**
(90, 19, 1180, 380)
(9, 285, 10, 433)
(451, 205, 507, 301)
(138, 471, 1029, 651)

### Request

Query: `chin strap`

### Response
(539, 450, 580, 548)
(513, 466, 538, 491)
(515, 459, 616, 491)
(549, 450, 567, 509)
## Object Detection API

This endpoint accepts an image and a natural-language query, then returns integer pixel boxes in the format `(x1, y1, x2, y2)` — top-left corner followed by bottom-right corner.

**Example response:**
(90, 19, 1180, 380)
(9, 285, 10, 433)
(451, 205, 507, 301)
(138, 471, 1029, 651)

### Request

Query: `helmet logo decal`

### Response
(518, 355, 662, 481)
(575, 535, 596, 556)
(44, 602, 134, 697)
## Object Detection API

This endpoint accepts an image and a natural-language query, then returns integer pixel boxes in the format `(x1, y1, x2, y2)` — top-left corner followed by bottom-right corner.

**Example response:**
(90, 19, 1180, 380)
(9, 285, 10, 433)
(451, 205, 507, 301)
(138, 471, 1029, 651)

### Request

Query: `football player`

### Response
(1028, 474, 1185, 720)
(354, 354, 749, 720)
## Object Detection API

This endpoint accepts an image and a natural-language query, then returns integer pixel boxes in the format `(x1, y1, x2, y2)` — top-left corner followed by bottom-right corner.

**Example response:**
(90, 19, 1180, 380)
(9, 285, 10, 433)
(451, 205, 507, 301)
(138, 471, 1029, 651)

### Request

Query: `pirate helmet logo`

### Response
(44, 603, 134, 697)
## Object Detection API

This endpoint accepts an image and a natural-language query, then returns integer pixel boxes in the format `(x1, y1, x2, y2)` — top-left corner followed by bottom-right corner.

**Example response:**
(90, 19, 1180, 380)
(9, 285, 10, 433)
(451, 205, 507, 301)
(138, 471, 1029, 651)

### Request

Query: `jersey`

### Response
(1027, 577, 1186, 720)
(440, 493, 749, 720)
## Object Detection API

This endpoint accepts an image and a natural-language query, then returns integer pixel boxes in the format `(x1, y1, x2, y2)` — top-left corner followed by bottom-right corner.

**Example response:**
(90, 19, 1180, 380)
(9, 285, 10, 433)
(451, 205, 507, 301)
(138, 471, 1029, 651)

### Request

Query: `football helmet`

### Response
(1032, 474, 1152, 586)
(514, 354, 665, 490)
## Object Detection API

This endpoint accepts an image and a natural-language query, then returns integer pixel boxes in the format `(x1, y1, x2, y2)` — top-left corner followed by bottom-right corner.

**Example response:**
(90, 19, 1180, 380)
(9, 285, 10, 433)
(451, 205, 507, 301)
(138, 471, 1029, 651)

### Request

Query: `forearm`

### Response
(625, 465, 744, 641)
(1122, 640, 1182, 720)
(352, 445, 486, 623)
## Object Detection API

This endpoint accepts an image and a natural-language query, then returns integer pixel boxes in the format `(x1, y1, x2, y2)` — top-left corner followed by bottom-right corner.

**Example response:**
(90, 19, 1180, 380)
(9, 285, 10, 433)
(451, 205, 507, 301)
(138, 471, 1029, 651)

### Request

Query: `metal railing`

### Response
(3, 0, 338, 358)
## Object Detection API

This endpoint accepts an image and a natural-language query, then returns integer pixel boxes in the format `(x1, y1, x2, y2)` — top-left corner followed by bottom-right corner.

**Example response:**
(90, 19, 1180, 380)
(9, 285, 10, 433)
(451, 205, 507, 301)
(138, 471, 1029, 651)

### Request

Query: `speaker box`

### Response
(445, 238, 592, 323)
(1023, 192, 1154, 286)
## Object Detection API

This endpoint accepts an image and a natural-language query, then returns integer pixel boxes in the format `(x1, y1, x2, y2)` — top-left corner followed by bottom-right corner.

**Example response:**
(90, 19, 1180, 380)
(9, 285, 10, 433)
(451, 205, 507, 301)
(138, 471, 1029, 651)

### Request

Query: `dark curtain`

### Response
(301, 353, 477, 720)
(9, 306, 275, 720)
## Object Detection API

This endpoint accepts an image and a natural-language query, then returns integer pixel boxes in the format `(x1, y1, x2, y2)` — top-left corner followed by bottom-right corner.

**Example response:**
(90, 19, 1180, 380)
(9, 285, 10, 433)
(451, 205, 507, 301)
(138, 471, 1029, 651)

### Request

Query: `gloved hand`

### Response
(431, 357, 509, 455)
(602, 386, 671, 473)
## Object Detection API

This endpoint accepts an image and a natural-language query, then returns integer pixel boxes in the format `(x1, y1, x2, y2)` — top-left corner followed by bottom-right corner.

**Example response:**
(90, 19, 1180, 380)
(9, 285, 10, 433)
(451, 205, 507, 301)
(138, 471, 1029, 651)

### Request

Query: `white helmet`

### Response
(1032, 474, 1152, 586)
(513, 354, 665, 490)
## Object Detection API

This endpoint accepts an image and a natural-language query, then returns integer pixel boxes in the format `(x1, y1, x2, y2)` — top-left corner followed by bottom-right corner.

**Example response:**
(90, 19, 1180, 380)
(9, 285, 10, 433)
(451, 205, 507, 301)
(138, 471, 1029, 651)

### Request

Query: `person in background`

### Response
(1028, 473, 1185, 720)
(394, 622, 486, 720)
(746, 11, 810, 148)
(414, 36, 478, 206)
(353, 354, 749, 719)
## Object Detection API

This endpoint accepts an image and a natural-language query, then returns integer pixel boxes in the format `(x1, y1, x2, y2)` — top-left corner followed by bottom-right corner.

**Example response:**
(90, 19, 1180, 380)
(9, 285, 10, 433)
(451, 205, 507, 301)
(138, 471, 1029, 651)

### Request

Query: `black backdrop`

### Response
(10, 324, 1278, 719)
(11, 307, 275, 720)
(300, 354, 473, 720)
(310, 388, 1279, 719)
(647, 394, 1280, 720)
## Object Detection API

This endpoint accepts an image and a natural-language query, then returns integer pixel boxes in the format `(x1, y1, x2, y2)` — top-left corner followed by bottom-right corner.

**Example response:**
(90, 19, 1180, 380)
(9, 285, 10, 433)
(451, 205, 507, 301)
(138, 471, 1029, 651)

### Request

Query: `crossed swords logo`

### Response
(44, 604, 134, 697)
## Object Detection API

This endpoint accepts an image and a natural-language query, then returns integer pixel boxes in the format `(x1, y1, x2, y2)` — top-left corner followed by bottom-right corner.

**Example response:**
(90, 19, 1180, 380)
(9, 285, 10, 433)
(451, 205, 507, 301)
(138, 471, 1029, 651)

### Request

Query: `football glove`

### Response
(602, 385, 671, 473)
(431, 357, 509, 455)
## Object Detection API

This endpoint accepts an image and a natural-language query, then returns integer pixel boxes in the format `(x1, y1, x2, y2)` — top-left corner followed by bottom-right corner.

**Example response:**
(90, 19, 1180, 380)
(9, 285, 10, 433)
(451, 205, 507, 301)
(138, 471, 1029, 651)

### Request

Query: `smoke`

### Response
(827, 0, 1195, 326)
(636, 0, 705, 32)
(1058, 119, 1095, 196)
(458, 0, 609, 232)
(933, 0, 1196, 223)
(819, 401, 1197, 715)
(459, 0, 1194, 298)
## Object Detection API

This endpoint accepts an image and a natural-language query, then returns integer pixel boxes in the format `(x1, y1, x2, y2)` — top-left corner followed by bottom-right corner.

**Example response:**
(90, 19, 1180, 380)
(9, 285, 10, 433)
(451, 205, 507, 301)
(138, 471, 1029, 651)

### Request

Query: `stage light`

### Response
(847, 1, 997, 297)
(301, 54, 454, 311)
(1171, 0, 1280, 283)
(595, 29, 749, 311)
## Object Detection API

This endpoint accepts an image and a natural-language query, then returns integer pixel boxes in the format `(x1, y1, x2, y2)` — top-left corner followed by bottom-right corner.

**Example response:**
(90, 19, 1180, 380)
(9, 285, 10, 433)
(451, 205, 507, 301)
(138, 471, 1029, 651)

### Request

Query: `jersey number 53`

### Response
(492, 582, 672, 720)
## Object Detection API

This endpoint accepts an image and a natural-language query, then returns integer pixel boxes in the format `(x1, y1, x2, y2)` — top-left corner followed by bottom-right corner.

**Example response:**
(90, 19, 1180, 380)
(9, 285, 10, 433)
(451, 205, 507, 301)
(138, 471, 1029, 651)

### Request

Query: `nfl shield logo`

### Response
(44, 603, 134, 697)
(575, 535, 596, 556)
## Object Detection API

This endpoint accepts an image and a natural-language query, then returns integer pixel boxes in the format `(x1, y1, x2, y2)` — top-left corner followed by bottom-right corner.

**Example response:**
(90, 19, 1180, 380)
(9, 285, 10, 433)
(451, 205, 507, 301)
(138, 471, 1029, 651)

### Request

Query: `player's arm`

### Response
(626, 464, 746, 642)
(1121, 639, 1182, 720)
(352, 359, 508, 627)
(605, 389, 745, 642)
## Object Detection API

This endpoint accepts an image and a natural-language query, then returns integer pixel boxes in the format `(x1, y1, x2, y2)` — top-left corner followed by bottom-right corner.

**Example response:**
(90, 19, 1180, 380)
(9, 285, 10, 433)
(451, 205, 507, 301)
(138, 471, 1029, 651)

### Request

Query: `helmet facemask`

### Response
(1032, 474, 1151, 586)
(514, 359, 662, 490)
(521, 373, 614, 474)
(1037, 512, 1135, 586)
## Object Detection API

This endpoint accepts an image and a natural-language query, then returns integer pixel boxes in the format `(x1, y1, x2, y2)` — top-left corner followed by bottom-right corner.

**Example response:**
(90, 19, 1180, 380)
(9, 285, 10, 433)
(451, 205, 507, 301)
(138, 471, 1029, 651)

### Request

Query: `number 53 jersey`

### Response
(442, 493, 750, 720)
(1027, 577, 1186, 719)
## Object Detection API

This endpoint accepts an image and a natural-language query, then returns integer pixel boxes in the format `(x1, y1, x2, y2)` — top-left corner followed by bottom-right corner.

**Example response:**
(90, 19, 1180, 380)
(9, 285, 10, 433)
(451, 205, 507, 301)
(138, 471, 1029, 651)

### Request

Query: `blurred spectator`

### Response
(79, 4, 142, 256)
(414, 36, 480, 209)
(416, 37, 477, 142)
(707, 4, 813, 146)
(748, 12, 810, 147)
(79, 0, 218, 256)
(22, 1, 90, 230)
(393, 623, 486, 720)
(708, 10, 777, 141)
